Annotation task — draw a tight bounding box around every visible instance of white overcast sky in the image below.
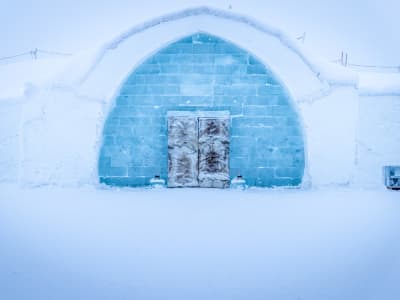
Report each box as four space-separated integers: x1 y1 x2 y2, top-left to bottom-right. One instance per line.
1 0 399 65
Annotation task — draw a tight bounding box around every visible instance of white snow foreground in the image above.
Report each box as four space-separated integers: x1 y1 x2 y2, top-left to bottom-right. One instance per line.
0 184 399 300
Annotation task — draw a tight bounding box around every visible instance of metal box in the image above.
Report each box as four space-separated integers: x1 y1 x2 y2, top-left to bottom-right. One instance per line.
384 166 400 190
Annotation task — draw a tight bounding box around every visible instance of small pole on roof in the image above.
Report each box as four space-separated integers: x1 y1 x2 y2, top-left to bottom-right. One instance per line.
30 48 38 60
345 52 348 67
340 51 344 65
296 32 306 43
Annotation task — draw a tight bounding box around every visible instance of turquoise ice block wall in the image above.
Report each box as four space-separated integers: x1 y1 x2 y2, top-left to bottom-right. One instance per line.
99 33 305 187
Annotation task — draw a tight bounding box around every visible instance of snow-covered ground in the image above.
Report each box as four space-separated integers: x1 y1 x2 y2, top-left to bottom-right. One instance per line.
1 184 399 300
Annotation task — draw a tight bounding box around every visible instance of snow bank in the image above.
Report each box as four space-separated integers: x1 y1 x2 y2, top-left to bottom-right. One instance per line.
1 185 399 300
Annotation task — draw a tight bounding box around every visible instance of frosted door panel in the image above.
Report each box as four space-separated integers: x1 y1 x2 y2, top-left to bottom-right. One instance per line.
198 118 230 188
168 116 199 187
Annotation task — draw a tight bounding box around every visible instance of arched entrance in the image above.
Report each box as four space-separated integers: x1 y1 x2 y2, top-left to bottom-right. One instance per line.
98 32 305 187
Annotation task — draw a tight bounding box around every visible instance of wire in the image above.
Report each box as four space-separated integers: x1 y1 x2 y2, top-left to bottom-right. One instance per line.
0 51 31 61
37 49 73 56
332 54 400 73
348 63 400 70
0 48 73 61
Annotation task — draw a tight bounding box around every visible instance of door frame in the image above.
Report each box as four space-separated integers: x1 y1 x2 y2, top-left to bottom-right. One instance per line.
167 111 230 188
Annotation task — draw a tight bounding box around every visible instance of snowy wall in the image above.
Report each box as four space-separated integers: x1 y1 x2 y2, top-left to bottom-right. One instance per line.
299 86 359 186
0 100 22 182
356 95 400 187
19 89 102 186
99 33 304 187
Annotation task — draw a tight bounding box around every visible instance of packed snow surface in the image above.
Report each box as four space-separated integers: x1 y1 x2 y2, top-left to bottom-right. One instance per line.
1 185 399 300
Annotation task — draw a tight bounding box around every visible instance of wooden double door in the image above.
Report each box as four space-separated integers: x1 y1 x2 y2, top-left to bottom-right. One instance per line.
167 112 230 188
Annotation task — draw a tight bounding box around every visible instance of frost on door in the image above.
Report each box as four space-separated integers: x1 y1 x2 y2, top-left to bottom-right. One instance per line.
198 118 230 188
168 112 230 188
168 116 199 187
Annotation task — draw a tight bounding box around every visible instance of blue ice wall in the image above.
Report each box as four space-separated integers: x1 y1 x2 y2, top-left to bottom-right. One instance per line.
99 33 305 187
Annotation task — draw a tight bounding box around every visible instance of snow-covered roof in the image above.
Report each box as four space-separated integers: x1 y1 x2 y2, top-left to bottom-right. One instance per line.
81 6 357 87
358 72 400 96
0 6 399 100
